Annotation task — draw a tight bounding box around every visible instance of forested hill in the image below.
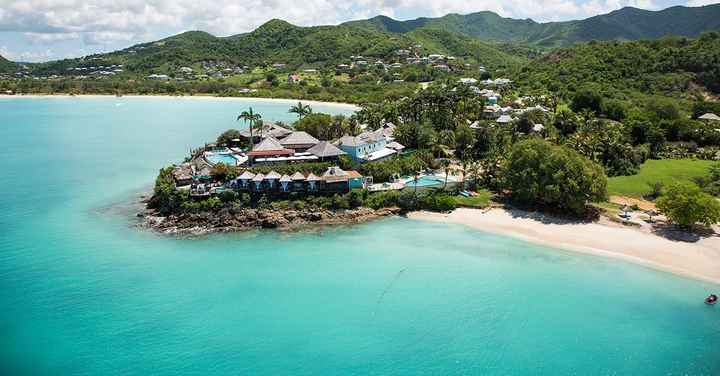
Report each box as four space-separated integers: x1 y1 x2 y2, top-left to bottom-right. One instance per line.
0 55 15 73
345 5 720 48
515 32 720 100
31 19 528 75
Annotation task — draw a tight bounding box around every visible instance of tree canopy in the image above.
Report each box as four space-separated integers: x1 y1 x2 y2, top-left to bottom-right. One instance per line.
504 138 608 215
656 182 720 228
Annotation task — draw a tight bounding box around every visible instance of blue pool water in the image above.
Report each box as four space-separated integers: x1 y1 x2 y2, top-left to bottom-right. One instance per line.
0 96 718 375
206 153 239 166
404 175 446 188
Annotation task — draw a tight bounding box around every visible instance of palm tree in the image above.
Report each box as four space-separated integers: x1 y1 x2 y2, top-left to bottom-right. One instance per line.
237 107 262 151
441 159 452 190
289 102 312 119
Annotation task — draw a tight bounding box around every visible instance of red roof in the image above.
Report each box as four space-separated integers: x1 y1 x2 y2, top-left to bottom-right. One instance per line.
247 149 294 157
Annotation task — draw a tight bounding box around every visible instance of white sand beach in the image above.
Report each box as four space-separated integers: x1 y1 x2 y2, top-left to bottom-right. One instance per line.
409 208 720 285
0 94 360 110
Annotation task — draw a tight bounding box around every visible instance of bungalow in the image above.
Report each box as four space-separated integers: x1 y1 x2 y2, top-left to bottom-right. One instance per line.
237 122 292 144
280 131 320 152
251 173 265 191
290 172 307 191
247 137 294 164
264 171 282 190
496 115 514 124
147 74 169 80
306 141 347 161
306 173 322 191
322 166 365 192
483 104 502 119
699 113 720 122
234 170 256 189
386 141 406 152
279 175 292 192
336 129 396 163
172 163 194 186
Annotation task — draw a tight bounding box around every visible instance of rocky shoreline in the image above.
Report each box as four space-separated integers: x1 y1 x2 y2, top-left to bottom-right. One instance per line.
140 205 401 236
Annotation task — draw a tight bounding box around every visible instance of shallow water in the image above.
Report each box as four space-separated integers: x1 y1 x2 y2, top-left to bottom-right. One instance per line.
1 97 718 375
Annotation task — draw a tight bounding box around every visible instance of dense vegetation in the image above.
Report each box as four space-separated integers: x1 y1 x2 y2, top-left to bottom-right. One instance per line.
517 32 720 101
656 182 720 228
24 19 524 78
0 55 15 73
503 139 607 215
346 5 720 48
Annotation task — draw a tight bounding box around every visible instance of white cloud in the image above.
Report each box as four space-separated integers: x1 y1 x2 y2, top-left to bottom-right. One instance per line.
1 45 54 62
0 0 689 61
0 0 670 37
685 0 717 6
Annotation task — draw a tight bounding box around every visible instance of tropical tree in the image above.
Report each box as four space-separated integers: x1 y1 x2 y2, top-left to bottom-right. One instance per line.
216 129 243 146
504 138 608 215
237 107 262 151
430 129 455 158
289 101 312 119
656 182 720 229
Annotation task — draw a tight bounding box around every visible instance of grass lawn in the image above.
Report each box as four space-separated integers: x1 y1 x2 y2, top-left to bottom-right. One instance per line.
607 159 716 197
454 189 493 208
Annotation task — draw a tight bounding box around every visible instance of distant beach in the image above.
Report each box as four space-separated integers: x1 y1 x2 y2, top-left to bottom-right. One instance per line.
0 94 360 111
409 208 720 285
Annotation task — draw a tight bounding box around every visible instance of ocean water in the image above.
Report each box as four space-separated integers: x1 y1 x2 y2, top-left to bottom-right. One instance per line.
0 96 718 375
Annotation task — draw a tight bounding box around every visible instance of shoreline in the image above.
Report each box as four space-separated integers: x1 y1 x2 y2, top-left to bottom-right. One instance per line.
408 208 720 285
0 94 360 110
141 206 401 237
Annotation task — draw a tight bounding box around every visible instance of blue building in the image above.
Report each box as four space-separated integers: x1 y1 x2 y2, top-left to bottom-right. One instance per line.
335 125 398 163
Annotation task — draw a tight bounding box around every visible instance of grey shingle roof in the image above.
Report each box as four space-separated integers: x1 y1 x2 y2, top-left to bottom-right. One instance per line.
253 136 285 151
280 131 320 147
307 141 346 158
290 172 306 181
264 170 282 179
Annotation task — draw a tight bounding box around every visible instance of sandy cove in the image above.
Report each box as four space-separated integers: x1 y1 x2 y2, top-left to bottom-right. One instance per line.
0 94 360 110
409 208 720 285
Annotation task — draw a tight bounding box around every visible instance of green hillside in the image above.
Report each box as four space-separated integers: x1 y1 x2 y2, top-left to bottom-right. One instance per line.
31 20 526 75
0 55 15 73
515 32 720 99
346 5 720 48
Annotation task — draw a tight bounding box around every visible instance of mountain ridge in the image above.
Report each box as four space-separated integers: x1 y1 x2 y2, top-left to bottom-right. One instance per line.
344 4 720 47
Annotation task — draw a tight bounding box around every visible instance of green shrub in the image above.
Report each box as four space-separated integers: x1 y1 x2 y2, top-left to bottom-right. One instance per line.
657 182 720 228
504 138 608 215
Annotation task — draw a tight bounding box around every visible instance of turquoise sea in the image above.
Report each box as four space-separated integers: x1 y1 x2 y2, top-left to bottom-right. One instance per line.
1 96 718 375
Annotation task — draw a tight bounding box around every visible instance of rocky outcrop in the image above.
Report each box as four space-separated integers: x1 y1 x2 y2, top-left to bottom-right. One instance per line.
141 206 401 236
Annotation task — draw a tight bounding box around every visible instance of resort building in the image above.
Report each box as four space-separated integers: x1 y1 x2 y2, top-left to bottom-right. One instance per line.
336 131 393 163
237 122 293 144
228 166 365 194
248 137 295 164
172 163 194 187
280 131 320 152
306 141 347 161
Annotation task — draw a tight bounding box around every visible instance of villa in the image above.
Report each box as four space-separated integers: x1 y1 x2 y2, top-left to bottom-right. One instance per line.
306 141 347 161
335 125 399 163
280 131 320 152
237 122 293 144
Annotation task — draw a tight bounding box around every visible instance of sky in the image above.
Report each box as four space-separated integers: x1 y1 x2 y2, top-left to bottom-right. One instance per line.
0 0 717 62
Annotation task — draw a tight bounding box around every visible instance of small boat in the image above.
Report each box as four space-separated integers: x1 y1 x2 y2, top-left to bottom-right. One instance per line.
706 294 718 305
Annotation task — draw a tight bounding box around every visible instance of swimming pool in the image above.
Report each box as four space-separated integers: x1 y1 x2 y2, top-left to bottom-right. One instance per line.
403 175 446 188
205 153 239 166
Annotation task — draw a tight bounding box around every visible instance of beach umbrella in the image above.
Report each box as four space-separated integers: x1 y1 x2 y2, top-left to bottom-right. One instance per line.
647 209 658 223
620 205 631 219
